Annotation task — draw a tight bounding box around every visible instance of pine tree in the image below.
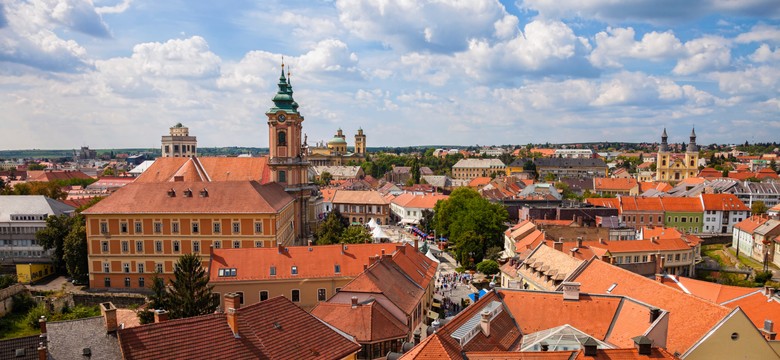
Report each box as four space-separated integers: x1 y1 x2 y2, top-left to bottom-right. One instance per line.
167 254 218 319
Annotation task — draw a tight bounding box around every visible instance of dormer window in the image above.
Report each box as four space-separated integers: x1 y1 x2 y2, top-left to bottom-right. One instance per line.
183 188 193 197
291 266 298 275
167 189 176 197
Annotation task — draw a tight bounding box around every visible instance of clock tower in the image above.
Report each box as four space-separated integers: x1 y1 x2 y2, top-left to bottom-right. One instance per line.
266 63 312 244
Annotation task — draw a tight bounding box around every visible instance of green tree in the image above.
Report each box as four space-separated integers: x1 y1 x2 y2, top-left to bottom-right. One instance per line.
316 210 347 245
139 272 169 324
101 167 115 176
27 163 46 170
476 259 500 276
770 160 777 172
341 225 372 244
63 215 88 283
484 245 503 261
167 254 219 319
320 171 333 186
752 201 768 215
433 188 508 266
410 156 421 185
419 209 435 234
36 214 74 273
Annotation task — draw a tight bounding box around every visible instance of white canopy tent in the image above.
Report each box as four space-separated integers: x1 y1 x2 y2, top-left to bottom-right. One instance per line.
371 226 390 240
367 218 378 229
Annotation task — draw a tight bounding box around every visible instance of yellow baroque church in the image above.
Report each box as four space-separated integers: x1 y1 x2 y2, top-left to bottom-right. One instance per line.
656 128 700 181
307 128 367 166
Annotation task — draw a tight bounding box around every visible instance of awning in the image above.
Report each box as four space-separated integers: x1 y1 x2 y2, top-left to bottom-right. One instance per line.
431 302 441 308
427 310 440 320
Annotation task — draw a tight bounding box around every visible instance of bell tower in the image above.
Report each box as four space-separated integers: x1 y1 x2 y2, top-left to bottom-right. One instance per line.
354 128 366 156
266 62 312 244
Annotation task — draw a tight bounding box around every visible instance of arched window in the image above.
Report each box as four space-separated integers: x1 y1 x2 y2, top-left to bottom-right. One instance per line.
278 131 287 146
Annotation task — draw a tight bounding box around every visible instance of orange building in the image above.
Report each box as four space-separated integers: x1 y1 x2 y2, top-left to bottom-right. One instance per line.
82 181 295 290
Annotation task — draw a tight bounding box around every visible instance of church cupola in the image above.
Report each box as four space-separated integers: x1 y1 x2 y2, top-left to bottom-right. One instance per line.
659 128 668 152
687 127 698 152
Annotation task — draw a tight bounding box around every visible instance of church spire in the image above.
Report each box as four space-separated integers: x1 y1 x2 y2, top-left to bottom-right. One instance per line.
687 127 698 152
660 128 668 152
268 59 298 114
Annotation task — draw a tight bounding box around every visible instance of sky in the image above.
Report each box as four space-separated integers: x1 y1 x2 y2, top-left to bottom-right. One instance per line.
1 0 779 150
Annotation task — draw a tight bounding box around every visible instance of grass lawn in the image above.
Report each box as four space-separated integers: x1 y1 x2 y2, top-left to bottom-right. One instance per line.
0 311 39 340
702 244 736 267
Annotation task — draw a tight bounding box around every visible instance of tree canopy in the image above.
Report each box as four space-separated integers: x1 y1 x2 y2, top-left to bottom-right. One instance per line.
752 201 768 215
35 214 72 273
433 187 508 267
341 225 372 244
316 209 347 245
167 254 219 319
62 215 88 283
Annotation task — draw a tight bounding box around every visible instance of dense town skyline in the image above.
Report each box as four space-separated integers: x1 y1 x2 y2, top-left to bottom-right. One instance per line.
1 0 779 150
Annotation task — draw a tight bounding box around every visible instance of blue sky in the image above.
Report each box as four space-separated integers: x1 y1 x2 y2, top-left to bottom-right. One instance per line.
1 0 779 150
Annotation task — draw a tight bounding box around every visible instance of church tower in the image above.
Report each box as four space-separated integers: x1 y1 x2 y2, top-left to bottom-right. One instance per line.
266 63 312 244
354 128 366 156
684 127 699 178
656 128 670 180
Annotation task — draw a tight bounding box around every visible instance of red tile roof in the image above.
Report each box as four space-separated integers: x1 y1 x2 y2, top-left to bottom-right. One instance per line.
658 197 703 212
118 296 359 360
332 190 389 205
310 300 408 343
721 290 780 330
586 198 620 209
26 170 92 182
698 167 722 178
391 193 449 209
469 177 492 187
639 182 673 193
135 157 271 183
640 227 682 240
734 215 769 233
700 194 749 211
83 181 294 215
465 349 678 359
620 197 664 212
594 178 638 191
579 238 693 253
570 260 731 355
210 243 399 282
658 275 757 304
531 219 575 226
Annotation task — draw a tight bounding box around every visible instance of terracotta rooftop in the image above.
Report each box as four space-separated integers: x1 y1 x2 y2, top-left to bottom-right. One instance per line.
210 243 400 282
639 182 673 193
465 348 677 359
469 177 492 187
391 193 449 209
620 196 664 212
585 198 620 209
720 290 780 330
579 238 694 253
26 170 92 182
658 275 758 304
659 197 703 212
569 260 731 355
699 193 749 211
310 300 408 343
640 227 683 240
332 190 389 205
134 157 271 183
118 296 360 360
594 178 638 191
734 215 769 233
83 181 294 215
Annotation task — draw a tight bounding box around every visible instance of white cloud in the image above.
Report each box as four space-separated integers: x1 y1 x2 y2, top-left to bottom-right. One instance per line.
494 14 519 39
95 0 132 15
590 27 683 68
735 24 780 44
335 0 508 52
750 44 780 62
673 36 731 75
710 65 780 95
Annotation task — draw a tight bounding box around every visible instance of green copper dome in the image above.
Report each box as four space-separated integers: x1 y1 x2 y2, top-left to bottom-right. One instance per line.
266 65 299 115
328 136 347 145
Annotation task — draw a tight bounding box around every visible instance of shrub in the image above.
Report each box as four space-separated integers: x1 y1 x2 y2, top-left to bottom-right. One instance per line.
755 271 773 285
0 275 16 290
476 260 500 276
25 305 49 329
11 292 36 313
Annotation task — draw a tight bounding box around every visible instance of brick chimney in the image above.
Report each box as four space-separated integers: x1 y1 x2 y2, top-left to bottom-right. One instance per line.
413 329 421 344
480 310 491 337
225 293 241 337
576 237 583 248
277 243 285 254
154 309 168 323
562 282 580 301
369 255 380 266
632 335 652 355
38 316 47 336
351 296 359 309
598 238 605 245
396 244 406 254
100 302 118 333
650 308 661 323
655 255 665 274
553 241 563 252
414 237 419 251
37 342 46 360
762 320 777 341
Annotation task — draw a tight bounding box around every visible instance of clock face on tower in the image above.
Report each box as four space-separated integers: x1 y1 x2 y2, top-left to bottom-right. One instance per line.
277 114 287 123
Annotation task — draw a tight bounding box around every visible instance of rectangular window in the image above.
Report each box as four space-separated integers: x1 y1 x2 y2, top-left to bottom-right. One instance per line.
173 241 180 252
172 222 180 233
317 288 326 302
675 254 681 261
156 263 163 273
233 241 240 249
270 266 276 276
291 289 300 302
154 222 162 233
136 241 143 253
634 256 640 263
192 222 199 233
121 241 129 253
291 266 298 275
236 291 244 305
254 222 263 234
101 241 109 252
124 277 131 287
139 277 145 288
214 240 221 249
213 222 221 233
155 241 163 252
255 241 263 248
123 263 130 273
104 277 111 287
135 221 142 233
279 170 287 183
232 222 240 234
642 255 648 262
100 222 108 234
334 264 341 274
260 291 269 301
120 222 128 233
103 263 110 273
193 241 200 252
138 263 144 273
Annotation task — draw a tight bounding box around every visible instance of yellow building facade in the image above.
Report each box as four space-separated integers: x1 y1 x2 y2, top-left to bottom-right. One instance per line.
657 128 700 182
16 262 54 284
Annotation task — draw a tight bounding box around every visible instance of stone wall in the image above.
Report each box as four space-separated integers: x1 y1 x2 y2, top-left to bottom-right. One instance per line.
0 284 29 316
72 292 146 308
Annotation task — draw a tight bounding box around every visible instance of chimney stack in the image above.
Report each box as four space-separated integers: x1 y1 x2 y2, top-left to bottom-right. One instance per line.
762 320 777 341
576 237 583 248
632 336 653 355
598 238 605 244
351 296 359 308
154 309 168 323
37 343 46 360
38 316 47 336
396 244 406 254
225 293 241 337
277 243 285 254
480 310 491 337
100 302 118 333
308 240 312 247
553 241 563 252
414 237 419 251
649 308 661 323
562 282 580 301
413 329 421 344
